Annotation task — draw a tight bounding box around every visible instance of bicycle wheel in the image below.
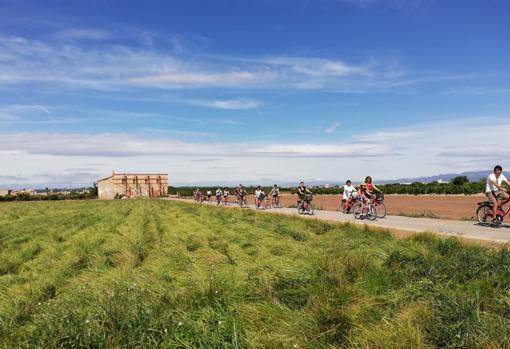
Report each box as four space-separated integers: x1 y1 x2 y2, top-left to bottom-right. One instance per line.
367 205 377 221
476 204 493 225
353 202 363 219
297 204 304 215
308 205 315 215
375 202 387 218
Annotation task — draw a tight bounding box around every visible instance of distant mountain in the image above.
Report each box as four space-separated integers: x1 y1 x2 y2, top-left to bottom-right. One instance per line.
168 170 492 187
379 170 488 184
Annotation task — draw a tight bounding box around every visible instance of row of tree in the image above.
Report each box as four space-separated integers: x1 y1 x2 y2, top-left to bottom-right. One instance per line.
169 176 487 197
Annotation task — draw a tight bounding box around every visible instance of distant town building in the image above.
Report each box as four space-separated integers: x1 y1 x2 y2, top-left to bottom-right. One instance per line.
0 189 11 196
96 172 168 200
10 189 35 196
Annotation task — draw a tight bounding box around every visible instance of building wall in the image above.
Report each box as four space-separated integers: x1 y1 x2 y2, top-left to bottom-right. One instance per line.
0 189 10 196
97 174 168 200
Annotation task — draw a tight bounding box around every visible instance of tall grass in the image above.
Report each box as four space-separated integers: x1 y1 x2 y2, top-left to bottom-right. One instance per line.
0 200 509 348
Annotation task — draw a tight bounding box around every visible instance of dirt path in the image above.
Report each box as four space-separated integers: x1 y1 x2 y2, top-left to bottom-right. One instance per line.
274 194 484 220
168 197 510 245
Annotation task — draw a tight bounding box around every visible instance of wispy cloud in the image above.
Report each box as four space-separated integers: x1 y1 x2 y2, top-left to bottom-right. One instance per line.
218 119 243 125
442 86 510 96
168 33 210 53
0 132 393 158
53 28 113 41
181 98 261 110
0 33 464 93
324 122 341 133
0 104 78 125
2 117 509 186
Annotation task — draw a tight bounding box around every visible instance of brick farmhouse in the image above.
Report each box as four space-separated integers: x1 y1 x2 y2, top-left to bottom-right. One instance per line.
96 173 168 200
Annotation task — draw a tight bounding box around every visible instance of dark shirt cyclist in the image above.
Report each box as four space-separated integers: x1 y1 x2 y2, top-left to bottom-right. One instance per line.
297 181 312 203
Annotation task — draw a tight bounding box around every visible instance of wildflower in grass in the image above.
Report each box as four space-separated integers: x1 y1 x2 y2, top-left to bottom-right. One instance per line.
164 328 168 334
178 321 183 326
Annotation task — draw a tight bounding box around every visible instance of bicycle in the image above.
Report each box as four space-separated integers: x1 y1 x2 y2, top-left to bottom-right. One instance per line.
238 194 248 208
194 192 203 203
264 195 272 209
272 195 280 208
352 199 377 221
341 197 356 214
255 194 266 210
298 193 314 215
476 201 510 226
223 196 229 206
370 193 387 218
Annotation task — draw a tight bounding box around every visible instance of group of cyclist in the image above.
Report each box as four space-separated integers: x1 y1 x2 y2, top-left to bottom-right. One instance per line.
341 176 383 213
192 165 510 225
193 176 383 213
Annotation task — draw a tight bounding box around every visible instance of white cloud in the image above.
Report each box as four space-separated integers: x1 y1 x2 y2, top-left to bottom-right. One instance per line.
324 122 341 133
0 33 462 93
442 87 510 96
1 117 509 187
0 132 391 158
53 28 113 41
181 98 261 110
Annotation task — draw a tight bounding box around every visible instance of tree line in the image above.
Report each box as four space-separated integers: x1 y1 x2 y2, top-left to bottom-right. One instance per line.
169 176 486 197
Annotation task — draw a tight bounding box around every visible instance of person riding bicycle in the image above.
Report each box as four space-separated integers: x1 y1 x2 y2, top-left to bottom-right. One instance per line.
255 186 265 207
237 184 247 202
297 181 312 205
194 188 202 202
215 188 222 205
206 190 212 201
486 165 510 224
223 188 230 203
364 176 382 201
342 180 356 211
357 183 368 203
270 184 280 206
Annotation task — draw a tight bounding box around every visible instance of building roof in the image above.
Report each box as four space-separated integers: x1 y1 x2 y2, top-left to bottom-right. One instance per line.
97 173 168 183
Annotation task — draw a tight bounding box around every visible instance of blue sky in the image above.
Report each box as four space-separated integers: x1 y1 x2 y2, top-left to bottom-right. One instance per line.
0 0 509 187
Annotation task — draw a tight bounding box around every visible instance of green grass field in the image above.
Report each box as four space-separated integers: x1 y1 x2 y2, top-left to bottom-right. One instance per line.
1 200 510 348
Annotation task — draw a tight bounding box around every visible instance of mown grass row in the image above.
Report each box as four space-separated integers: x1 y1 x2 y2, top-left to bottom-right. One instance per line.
0 200 510 348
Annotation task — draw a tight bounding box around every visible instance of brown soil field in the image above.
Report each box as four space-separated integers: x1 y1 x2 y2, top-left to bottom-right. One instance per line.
243 194 486 220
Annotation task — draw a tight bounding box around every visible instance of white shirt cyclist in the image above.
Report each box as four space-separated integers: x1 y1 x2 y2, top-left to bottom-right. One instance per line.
486 173 508 193
343 184 356 200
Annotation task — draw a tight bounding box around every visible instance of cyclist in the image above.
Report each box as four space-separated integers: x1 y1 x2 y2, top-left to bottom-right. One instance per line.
215 188 222 205
238 185 247 204
206 190 212 201
342 180 356 212
357 183 368 203
486 165 510 224
254 186 264 208
297 181 312 206
194 188 202 202
364 176 382 201
223 188 230 205
270 184 280 207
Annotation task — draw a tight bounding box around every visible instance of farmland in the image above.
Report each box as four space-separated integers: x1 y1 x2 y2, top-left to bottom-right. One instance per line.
1 200 510 348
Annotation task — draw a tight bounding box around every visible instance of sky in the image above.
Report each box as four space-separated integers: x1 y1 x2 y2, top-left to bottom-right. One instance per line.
0 0 509 188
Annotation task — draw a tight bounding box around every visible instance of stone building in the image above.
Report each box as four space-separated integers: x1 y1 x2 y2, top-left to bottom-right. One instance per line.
96 173 168 200
0 189 11 196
